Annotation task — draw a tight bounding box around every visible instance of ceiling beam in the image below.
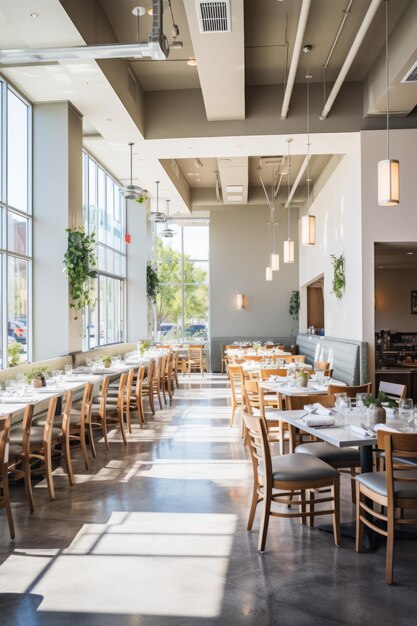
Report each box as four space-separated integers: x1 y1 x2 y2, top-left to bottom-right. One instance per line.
285 155 310 208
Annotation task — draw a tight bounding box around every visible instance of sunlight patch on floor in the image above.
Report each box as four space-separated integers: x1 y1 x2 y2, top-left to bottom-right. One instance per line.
121 459 251 483
0 512 237 618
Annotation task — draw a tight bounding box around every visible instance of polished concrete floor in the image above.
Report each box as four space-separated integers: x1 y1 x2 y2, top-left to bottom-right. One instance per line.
0 374 416 625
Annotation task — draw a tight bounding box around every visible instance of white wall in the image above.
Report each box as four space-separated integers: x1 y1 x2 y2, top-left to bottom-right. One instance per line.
126 198 149 342
299 134 363 340
210 204 299 338
375 268 417 332
361 129 417 378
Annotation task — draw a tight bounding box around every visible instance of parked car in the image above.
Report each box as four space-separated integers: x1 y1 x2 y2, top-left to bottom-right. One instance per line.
159 323 175 336
184 324 208 338
8 321 27 343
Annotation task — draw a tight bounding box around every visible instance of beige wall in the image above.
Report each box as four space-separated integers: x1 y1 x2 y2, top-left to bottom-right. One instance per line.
210 204 299 338
375 268 417 332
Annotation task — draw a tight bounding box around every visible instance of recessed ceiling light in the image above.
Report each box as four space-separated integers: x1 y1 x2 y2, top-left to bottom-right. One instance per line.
407 251 414 255
132 6 146 17
105 118 112 122
187 58 197 67
81 81 89 86
30 12 40 18
226 185 244 193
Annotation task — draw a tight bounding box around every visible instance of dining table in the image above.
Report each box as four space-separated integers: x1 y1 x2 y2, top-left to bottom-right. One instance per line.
259 377 345 398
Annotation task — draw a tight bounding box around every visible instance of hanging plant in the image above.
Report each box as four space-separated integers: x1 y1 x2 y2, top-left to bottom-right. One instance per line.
331 254 345 300
289 290 300 320
63 227 97 319
147 261 160 303
135 191 148 204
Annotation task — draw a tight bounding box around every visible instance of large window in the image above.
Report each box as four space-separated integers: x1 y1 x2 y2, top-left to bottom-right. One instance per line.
154 222 209 341
83 152 126 349
0 84 32 368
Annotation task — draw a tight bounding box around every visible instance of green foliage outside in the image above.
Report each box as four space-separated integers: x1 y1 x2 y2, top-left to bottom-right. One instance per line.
8 342 22 367
155 236 208 332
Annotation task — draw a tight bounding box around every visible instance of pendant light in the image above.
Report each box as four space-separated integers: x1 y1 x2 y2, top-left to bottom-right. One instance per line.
121 142 145 200
160 200 176 237
270 170 280 271
378 0 399 206
266 222 273 281
149 181 166 222
284 138 295 263
301 50 316 246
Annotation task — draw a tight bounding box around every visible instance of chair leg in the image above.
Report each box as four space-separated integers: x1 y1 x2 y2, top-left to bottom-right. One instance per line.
156 384 163 410
119 410 127 446
148 389 155 416
162 380 167 405
350 468 357 504
44 444 55 501
332 478 341 546
258 487 272 552
300 489 307 525
126 404 132 434
308 490 315 528
386 505 395 584
247 481 259 531
3 464 15 540
87 421 97 458
22 454 34 514
80 423 89 470
355 482 364 553
230 400 236 427
63 434 75 486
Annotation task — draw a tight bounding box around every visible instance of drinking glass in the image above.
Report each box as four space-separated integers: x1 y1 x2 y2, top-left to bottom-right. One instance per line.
315 369 325 385
85 357 92 368
336 396 351 426
399 398 414 432
64 364 72 375
356 393 368 415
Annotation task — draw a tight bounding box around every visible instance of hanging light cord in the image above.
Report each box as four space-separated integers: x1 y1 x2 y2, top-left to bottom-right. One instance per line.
306 68 311 217
129 142 134 186
385 0 390 159
287 140 291 240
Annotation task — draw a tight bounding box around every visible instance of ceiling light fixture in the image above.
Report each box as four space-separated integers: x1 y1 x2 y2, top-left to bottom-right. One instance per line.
407 251 414 255
149 180 166 222
284 138 295 263
378 0 399 206
160 200 175 237
266 222 273 281
120 142 145 200
30 12 40 18
301 47 316 246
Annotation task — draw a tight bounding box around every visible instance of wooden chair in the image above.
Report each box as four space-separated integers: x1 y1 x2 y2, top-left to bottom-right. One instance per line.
8 404 35 513
172 351 179 388
0 415 15 539
260 368 287 380
288 355 306 363
243 411 340 552
220 343 227 375
288 394 361 501
315 360 330 370
10 397 59 501
243 355 263 362
142 359 156 415
107 368 136 432
228 364 247 427
131 365 146 427
187 345 205 376
153 356 165 409
33 391 77 485
328 383 372 399
163 352 174 404
356 431 417 584
378 381 407 403
90 375 128 447
243 381 289 454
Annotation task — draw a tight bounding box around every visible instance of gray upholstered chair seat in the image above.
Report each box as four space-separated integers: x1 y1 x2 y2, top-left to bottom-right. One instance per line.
258 453 338 482
357 470 417 499
295 441 360 466
10 427 62 446
8 444 23 459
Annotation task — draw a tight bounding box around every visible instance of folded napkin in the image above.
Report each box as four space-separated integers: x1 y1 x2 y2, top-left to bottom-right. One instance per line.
93 368 118 375
302 414 335 427
0 396 35 404
63 375 98 382
35 387 65 394
350 425 374 437
304 402 333 416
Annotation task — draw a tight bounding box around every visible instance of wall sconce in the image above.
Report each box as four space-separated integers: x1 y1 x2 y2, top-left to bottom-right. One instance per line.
236 293 244 310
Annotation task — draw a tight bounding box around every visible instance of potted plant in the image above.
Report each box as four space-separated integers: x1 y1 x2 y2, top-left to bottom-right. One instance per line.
331 254 345 300
296 370 309 388
102 355 112 369
8 343 22 367
63 227 98 320
252 342 261 353
138 340 151 356
25 367 51 388
363 391 396 427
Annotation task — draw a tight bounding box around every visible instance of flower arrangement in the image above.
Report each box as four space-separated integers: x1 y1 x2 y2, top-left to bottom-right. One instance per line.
101 355 112 368
24 367 51 385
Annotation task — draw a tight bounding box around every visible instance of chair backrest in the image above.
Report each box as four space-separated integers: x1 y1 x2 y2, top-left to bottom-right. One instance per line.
21 404 35 454
260 368 287 380
42 396 58 446
377 431 417 502
288 355 306 363
286 393 335 411
0 415 11 465
243 355 263 362
242 411 271 485
125 368 135 405
100 376 111 416
135 365 146 398
378 381 407 402
189 345 203 360
61 390 74 431
315 360 331 370
228 364 245 401
117 373 128 414
155 356 165 381
328 382 372 398
146 359 155 383
243 380 264 416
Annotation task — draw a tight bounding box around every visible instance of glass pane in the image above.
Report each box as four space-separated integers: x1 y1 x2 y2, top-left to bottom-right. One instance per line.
97 167 106 243
183 226 209 260
106 176 114 248
156 284 182 341
156 223 181 255
7 256 28 363
184 260 209 285
156 235 182 284
88 157 97 234
99 275 124 345
97 244 106 272
114 187 123 251
184 285 209 340
7 89 28 213
7 211 28 255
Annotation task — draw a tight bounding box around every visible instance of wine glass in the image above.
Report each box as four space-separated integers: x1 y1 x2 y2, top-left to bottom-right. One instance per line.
64 364 72 375
399 398 414 432
336 396 351 426
356 393 368 415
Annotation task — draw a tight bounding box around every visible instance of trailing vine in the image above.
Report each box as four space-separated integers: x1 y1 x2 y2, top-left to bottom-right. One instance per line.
64 227 97 319
331 254 345 300
147 261 160 303
289 290 300 320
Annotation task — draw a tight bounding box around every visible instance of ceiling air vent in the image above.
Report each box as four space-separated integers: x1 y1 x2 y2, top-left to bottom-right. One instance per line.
402 60 417 83
196 0 231 34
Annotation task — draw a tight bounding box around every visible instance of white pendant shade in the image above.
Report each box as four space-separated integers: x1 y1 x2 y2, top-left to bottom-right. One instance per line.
271 252 280 271
378 159 399 206
265 266 273 281
301 214 316 246
236 293 244 309
283 239 295 263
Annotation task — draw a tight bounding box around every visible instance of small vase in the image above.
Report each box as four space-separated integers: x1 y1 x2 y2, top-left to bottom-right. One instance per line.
367 406 386 427
297 377 308 388
103 361 111 369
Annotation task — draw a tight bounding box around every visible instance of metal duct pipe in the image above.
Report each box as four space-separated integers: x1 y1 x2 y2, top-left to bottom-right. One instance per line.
323 0 354 69
320 0 382 120
281 0 312 119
